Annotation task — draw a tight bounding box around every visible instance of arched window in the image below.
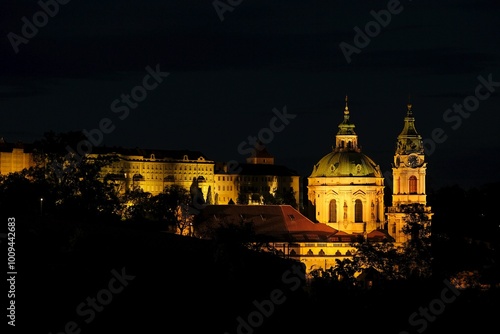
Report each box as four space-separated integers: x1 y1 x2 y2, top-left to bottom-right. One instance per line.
355 199 363 222
329 199 337 222
409 176 417 194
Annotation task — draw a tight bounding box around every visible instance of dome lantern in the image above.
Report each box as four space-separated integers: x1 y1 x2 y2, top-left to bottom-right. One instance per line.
334 95 359 153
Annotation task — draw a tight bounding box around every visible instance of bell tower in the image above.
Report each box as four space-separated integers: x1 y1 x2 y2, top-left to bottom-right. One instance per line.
387 102 432 244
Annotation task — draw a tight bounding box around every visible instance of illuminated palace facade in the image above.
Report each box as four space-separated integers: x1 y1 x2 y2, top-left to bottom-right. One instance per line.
90 147 216 197
89 146 300 206
0 140 300 208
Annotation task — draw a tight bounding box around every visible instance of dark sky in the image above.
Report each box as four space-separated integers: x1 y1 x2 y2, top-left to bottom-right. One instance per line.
1 0 499 190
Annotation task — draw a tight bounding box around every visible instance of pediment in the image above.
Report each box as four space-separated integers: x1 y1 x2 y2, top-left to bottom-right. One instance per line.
353 189 366 196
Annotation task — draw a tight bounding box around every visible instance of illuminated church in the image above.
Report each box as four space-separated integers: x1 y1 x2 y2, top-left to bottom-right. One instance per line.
199 98 432 273
307 97 431 245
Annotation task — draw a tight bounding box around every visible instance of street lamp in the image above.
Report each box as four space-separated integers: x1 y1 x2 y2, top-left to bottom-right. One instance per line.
40 198 43 217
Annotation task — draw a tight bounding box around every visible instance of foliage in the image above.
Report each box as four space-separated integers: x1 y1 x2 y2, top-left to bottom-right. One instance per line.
310 203 433 290
236 191 249 205
0 133 121 220
121 188 154 222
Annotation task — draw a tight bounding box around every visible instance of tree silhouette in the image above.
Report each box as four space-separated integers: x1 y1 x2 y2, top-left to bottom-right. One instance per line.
206 186 212 205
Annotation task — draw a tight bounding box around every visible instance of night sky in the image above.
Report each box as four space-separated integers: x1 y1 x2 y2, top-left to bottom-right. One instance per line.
1 0 500 190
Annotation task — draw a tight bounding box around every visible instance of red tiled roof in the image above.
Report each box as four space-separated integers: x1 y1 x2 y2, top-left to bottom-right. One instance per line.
367 229 393 241
197 205 393 243
198 205 338 242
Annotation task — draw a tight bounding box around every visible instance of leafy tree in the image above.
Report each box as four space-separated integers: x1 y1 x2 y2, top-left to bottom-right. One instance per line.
400 203 433 278
40 154 120 220
350 240 408 280
156 184 192 232
121 188 153 222
0 138 120 221
272 188 297 208
205 186 213 205
175 203 194 236
0 169 47 218
236 191 249 205
351 203 433 281
189 177 205 209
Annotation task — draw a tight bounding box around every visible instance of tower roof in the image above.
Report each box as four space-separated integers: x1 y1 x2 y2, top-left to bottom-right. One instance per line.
395 103 424 155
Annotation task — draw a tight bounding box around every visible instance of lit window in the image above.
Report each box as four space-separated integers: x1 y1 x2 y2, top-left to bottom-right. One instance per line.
355 199 363 222
409 176 417 194
329 199 337 222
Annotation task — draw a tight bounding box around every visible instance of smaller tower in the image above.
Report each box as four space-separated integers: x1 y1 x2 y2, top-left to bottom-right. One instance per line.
334 96 360 153
387 103 432 244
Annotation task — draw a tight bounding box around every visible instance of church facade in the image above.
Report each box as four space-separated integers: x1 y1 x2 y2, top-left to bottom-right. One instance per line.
307 98 431 245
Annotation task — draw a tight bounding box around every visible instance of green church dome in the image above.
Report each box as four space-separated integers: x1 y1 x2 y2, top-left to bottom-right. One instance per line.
310 151 381 178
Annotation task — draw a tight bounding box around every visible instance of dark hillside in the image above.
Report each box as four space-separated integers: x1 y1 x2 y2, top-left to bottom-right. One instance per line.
18 218 308 333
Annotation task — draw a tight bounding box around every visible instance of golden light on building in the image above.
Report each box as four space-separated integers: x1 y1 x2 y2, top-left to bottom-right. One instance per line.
0 137 35 175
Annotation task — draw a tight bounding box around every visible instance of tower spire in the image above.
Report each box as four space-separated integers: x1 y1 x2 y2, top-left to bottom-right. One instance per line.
396 102 423 155
335 95 358 152
407 94 413 116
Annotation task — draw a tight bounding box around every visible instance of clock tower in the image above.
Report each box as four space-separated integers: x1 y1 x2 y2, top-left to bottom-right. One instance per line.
387 103 432 244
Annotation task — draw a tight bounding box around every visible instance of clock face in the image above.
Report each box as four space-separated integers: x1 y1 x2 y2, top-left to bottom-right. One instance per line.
408 155 420 168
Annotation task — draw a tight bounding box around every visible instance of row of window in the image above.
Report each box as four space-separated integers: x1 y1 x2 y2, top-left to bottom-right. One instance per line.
218 185 234 192
327 199 380 222
217 176 293 182
302 249 353 256
111 165 213 171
